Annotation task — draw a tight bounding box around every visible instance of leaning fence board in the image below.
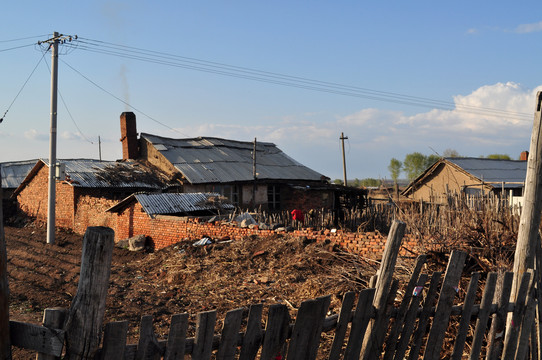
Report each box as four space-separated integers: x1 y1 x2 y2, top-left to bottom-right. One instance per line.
99 321 129 360
9 321 64 357
450 272 480 360
260 304 290 360
502 270 533 358
516 289 538 360
361 220 406 360
486 272 514 360
383 255 426 360
343 288 376 360
238 304 263 360
192 310 218 360
328 292 356 360
217 308 244 360
408 272 442 360
469 272 497 359
394 273 429 360
423 250 467 360
164 313 188 360
287 295 330 360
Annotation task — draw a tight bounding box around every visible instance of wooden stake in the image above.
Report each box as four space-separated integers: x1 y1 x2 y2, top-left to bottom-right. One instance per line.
0 165 11 360
512 91 542 300
64 227 115 360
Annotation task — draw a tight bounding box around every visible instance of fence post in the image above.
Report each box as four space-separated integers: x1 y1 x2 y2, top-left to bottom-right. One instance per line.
64 227 115 360
360 219 406 360
0 166 11 360
37 308 68 360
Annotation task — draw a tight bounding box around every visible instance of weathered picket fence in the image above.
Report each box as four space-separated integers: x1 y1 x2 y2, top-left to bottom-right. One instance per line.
4 221 540 359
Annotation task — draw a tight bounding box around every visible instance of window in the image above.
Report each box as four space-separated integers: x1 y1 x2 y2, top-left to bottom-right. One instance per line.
268 185 281 210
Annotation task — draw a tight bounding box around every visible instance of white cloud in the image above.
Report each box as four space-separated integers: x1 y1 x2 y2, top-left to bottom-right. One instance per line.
514 21 542 34
24 129 48 141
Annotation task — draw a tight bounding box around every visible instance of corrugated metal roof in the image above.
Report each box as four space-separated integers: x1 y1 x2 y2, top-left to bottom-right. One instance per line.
41 159 167 189
108 192 234 215
446 157 527 186
1 160 39 189
141 133 325 184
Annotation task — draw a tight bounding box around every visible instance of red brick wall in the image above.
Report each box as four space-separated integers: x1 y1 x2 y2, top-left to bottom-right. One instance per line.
73 189 118 234
17 165 75 228
112 203 423 258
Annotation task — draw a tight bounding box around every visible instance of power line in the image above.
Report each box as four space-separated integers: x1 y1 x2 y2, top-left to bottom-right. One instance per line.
0 34 50 43
1 50 47 123
60 59 188 136
63 37 533 122
0 43 36 52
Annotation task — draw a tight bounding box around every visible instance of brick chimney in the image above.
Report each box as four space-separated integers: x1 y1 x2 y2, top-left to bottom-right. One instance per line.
520 151 529 161
120 112 139 160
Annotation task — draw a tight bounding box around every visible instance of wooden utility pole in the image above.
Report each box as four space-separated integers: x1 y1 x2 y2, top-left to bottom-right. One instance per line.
252 138 257 208
340 132 348 186
0 165 11 359
510 92 542 305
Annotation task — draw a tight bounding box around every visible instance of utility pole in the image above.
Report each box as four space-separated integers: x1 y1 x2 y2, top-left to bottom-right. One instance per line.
340 132 348 186
252 138 257 208
38 32 77 245
98 136 102 161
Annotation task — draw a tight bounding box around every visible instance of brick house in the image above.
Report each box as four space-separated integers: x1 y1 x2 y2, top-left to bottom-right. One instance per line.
14 158 174 234
1 159 37 218
119 112 344 211
107 192 234 249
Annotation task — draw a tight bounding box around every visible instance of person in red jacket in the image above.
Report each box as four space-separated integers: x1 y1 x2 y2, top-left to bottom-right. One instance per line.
291 209 305 228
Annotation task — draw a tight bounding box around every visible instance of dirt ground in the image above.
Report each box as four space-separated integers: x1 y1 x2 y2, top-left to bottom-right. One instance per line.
4 221 385 353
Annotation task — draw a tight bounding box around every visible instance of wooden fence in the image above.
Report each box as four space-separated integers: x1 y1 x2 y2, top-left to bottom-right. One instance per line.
5 222 541 359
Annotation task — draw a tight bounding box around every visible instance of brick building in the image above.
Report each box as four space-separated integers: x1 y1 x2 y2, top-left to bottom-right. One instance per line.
14 158 174 234
119 112 345 211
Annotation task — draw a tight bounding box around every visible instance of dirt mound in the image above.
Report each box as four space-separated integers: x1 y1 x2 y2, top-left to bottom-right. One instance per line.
5 223 379 343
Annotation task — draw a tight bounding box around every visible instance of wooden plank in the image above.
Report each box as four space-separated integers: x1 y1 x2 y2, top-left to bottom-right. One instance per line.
260 304 290 360
286 295 330 360
343 288 376 360
239 304 263 360
393 273 428 360
37 307 68 360
372 280 398 359
64 226 115 360
217 308 244 360
383 255 426 360
407 272 442 360
502 270 533 358
469 272 497 359
136 315 161 360
486 272 514 360
450 272 480 360
0 172 10 360
98 321 129 360
164 313 188 360
328 292 356 360
361 220 406 360
10 320 64 356
516 288 537 360
192 310 217 360
423 250 467 360
510 91 542 318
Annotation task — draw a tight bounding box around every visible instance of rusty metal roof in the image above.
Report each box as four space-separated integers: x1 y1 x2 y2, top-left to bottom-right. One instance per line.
141 133 326 184
1 159 38 189
16 159 167 192
107 192 234 216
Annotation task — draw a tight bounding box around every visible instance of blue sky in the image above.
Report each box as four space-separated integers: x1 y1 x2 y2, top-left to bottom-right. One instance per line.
1 1 542 181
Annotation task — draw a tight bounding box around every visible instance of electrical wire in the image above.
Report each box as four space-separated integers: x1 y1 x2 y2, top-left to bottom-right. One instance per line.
0 43 36 52
1 50 47 123
0 34 50 43
60 59 188 136
63 37 533 122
